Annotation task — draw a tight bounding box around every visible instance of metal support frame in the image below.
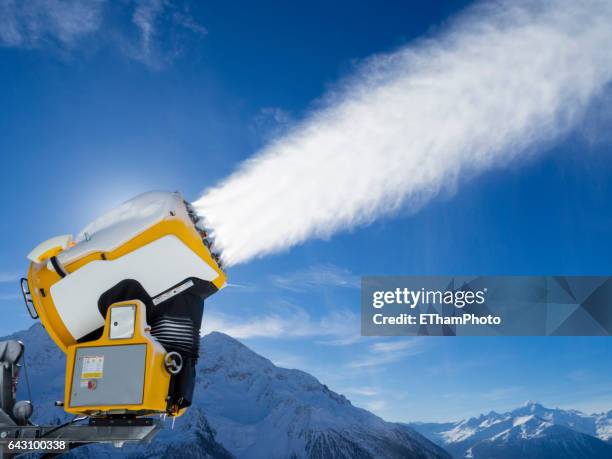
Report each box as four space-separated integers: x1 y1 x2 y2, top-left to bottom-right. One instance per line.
0 420 161 457
0 340 162 458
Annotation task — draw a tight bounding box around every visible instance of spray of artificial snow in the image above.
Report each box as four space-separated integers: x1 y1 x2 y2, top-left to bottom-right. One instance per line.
193 0 612 266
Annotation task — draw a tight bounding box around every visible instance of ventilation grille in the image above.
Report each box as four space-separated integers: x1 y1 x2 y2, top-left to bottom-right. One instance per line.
150 316 200 358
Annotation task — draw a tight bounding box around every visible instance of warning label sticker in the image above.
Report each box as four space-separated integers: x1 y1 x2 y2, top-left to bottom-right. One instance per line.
81 355 104 379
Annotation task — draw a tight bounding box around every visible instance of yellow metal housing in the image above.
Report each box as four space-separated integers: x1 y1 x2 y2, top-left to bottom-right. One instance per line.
63 301 182 416
24 191 225 417
27 194 225 352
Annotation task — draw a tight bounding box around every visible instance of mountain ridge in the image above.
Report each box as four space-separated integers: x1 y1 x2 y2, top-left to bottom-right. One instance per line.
4 323 449 459
6 323 612 458
410 401 612 459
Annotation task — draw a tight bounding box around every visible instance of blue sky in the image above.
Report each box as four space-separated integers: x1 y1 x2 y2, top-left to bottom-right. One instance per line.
1 0 612 422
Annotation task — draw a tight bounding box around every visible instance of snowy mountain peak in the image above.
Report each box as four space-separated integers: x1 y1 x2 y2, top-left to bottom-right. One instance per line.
203 331 252 351
510 401 552 418
411 402 612 459
511 414 538 428
2 325 449 459
201 331 277 372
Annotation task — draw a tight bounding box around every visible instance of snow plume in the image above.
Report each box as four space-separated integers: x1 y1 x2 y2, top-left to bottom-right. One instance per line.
193 0 612 266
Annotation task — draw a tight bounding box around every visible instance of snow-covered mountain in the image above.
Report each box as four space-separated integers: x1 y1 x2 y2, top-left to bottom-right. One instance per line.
4 324 449 459
410 401 612 459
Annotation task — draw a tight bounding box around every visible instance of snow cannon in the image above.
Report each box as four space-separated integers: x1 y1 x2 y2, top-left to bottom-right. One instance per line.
21 191 225 417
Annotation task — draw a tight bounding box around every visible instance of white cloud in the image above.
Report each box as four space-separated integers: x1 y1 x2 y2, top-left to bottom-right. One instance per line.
342 386 379 397
131 0 164 64
0 0 207 68
224 282 260 293
172 10 207 35
314 334 363 347
348 338 424 369
202 302 360 342
0 0 104 48
269 264 359 292
121 0 208 68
